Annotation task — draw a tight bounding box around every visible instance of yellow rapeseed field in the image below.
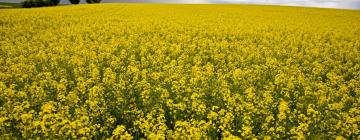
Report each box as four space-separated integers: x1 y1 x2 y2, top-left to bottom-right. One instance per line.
0 3 359 139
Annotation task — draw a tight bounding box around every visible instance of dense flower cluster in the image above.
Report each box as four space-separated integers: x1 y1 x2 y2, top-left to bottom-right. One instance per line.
0 4 359 139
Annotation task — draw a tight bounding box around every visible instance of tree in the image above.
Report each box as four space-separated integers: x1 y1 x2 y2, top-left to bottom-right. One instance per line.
21 0 33 8
69 0 80 4
51 0 60 6
33 0 45 7
86 0 102 4
45 0 60 6
21 0 60 8
21 0 45 8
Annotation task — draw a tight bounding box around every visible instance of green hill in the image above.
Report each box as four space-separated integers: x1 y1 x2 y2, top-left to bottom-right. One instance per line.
0 2 21 9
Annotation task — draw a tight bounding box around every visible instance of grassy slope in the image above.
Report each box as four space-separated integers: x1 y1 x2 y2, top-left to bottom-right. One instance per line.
0 2 21 9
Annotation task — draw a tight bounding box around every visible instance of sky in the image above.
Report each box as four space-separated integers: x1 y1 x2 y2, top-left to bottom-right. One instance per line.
1 0 360 9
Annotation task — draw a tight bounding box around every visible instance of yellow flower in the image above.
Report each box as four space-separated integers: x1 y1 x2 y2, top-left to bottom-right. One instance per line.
112 125 133 140
42 103 55 114
0 3 358 139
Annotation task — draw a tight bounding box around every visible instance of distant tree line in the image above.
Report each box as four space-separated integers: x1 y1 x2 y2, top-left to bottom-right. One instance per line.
70 0 102 4
21 0 60 8
22 0 102 8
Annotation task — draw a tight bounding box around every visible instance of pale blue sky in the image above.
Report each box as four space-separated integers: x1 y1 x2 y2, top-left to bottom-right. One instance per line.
1 0 360 9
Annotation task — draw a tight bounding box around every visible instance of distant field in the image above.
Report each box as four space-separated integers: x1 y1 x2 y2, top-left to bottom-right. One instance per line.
0 3 359 139
0 2 20 8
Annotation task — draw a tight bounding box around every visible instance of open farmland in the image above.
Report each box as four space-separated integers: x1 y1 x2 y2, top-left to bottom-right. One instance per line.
0 3 360 139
